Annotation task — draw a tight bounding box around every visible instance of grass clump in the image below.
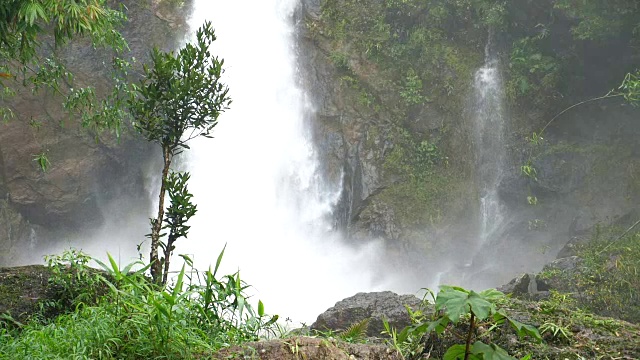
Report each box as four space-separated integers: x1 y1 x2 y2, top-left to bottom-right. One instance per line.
0 249 278 359
536 226 640 324
572 227 640 323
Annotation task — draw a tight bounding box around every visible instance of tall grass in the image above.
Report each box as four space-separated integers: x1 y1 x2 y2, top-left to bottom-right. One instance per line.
0 249 277 359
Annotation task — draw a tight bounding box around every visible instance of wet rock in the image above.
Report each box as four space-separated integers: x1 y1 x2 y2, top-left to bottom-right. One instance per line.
498 273 550 300
556 236 589 258
545 256 582 272
311 291 423 337
212 337 401 360
498 273 532 296
0 201 43 265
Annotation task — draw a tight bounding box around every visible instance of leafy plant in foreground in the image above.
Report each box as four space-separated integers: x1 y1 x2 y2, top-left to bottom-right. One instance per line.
0 249 277 359
385 286 541 360
43 249 105 315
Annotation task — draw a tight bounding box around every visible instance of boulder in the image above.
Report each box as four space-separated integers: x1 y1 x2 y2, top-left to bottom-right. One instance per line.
311 291 423 337
212 337 401 360
498 273 550 300
0 265 52 325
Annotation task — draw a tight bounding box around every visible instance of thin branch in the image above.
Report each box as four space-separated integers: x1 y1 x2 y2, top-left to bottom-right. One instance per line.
539 92 623 136
598 218 640 254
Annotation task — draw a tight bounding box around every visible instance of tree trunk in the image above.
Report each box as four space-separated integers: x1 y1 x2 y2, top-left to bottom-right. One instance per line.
150 146 172 284
162 234 176 285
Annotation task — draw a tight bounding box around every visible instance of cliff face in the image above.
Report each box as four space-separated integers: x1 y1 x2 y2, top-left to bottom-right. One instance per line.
0 1 190 265
299 1 480 256
299 0 640 284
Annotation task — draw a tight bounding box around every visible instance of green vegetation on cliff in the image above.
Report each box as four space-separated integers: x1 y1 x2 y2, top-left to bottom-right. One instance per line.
309 0 497 238
539 226 640 324
308 0 640 248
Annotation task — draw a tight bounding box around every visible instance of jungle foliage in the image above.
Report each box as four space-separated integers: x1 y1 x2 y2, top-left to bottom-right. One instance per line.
0 249 277 359
316 0 640 111
384 287 540 360
538 226 640 324
0 0 129 127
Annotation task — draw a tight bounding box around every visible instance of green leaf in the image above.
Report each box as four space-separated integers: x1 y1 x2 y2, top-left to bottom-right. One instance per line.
396 325 410 343
32 152 50 172
162 291 174 306
121 259 145 275
258 300 265 317
264 314 279 327
107 253 121 279
443 344 467 360
237 294 245 318
179 254 193 267
412 316 450 336
213 243 226 277
509 318 542 342
479 289 505 302
154 300 170 318
467 291 494 321
171 264 186 301
436 286 470 323
472 341 516 360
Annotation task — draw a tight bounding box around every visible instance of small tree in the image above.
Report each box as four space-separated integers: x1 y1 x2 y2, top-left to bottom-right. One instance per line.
128 21 230 284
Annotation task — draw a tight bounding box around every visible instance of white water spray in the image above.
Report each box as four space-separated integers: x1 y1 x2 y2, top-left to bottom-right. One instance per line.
472 39 507 247
182 0 387 324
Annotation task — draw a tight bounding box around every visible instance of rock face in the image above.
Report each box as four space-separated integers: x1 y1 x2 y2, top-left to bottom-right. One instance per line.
298 0 478 266
213 337 401 360
311 291 423 337
0 0 190 265
298 0 640 288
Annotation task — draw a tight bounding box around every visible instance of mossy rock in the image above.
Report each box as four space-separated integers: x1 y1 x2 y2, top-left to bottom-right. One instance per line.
0 265 53 326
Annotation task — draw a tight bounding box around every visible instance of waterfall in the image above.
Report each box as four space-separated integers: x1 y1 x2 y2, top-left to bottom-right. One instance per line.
472 38 507 247
446 34 511 288
181 0 386 324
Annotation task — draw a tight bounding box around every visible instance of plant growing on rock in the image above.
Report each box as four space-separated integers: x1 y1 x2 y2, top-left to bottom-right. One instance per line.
385 286 541 360
43 249 105 315
128 21 231 284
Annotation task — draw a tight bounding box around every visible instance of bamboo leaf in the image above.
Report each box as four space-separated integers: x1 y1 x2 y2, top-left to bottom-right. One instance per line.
213 243 226 277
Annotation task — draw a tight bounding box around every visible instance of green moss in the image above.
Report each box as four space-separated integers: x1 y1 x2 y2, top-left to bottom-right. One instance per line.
315 0 485 118
0 266 52 325
377 171 454 228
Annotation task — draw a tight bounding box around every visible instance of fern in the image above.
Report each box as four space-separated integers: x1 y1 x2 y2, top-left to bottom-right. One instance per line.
338 318 370 343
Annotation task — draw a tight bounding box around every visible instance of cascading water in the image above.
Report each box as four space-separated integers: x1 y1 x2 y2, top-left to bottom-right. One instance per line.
472 38 507 247
462 35 509 284
439 36 509 289
181 0 388 324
